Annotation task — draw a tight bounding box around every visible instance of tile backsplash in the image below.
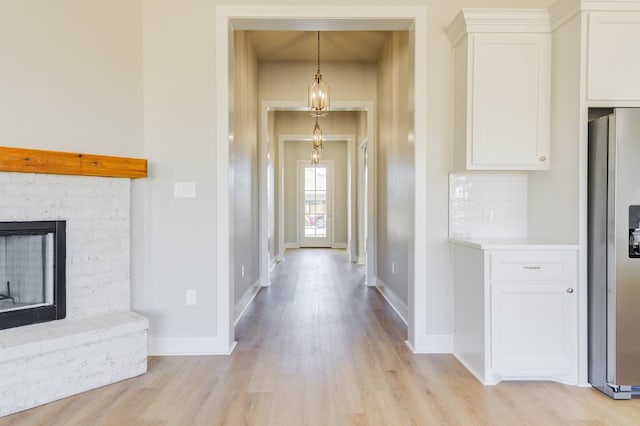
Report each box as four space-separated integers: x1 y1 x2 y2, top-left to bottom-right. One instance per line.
449 173 527 240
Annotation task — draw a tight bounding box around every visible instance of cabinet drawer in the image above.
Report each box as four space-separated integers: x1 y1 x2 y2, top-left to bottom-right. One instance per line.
490 252 576 282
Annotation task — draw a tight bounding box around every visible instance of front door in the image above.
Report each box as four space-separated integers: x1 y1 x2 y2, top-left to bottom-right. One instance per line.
299 161 332 247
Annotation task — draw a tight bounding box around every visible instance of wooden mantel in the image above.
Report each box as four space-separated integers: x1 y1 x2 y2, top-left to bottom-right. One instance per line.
0 146 147 179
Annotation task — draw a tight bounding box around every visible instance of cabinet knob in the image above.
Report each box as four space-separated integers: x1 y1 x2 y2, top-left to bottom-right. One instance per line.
539 156 547 161
566 288 574 294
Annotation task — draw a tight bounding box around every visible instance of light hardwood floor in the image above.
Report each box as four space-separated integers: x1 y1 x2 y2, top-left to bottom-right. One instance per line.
2 249 640 425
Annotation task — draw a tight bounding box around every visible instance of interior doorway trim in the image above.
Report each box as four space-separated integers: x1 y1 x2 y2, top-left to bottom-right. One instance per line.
216 4 428 354
275 133 358 253
260 102 370 285
266 99 375 287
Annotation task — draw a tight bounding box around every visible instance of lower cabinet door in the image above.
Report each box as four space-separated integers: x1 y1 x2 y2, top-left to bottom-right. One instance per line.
491 283 577 372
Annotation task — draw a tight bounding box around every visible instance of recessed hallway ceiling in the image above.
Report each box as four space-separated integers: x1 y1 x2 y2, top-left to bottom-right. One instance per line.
247 30 390 63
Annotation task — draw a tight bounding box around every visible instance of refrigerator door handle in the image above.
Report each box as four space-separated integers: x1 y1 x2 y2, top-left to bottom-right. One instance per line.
606 113 618 385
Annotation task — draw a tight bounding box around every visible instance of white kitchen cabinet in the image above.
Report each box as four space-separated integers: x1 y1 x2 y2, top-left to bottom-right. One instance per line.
587 11 640 102
491 283 576 373
451 240 578 385
447 10 551 170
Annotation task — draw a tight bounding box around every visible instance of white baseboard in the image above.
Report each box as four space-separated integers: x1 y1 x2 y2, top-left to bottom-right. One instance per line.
405 340 415 352
269 256 278 271
356 255 366 265
285 242 299 249
235 280 261 325
332 242 348 249
411 334 453 354
276 252 284 263
372 279 453 355
148 336 236 356
452 352 487 384
375 278 408 325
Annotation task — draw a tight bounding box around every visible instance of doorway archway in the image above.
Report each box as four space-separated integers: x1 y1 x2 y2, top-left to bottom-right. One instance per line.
215 5 428 354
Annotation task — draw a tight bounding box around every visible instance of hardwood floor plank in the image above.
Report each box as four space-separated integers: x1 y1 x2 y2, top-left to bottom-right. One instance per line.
2 249 640 425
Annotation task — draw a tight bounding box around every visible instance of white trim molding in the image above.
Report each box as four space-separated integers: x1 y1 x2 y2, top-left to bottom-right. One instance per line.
447 9 551 46
148 337 237 356
414 334 454 354
375 277 408 325
270 256 279 271
235 280 261 325
548 0 583 30
452 352 488 384
549 0 640 31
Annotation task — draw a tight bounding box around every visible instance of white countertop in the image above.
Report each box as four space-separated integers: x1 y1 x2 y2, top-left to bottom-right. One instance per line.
449 238 580 250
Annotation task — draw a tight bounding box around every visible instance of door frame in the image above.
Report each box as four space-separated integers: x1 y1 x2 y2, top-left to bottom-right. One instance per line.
275 131 359 255
216 4 428 354
297 160 334 248
357 138 368 265
275 126 370 282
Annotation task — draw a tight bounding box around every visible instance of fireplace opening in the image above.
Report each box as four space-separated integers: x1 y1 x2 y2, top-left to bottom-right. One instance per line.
0 221 66 330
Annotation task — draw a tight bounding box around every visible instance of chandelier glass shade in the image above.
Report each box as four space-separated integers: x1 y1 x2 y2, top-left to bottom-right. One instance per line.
308 31 329 117
312 118 324 150
311 148 321 165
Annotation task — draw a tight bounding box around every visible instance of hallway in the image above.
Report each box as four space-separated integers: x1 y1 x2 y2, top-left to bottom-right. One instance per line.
3 249 640 425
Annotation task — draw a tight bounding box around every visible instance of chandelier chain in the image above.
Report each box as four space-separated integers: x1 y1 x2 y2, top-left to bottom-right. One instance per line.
317 31 321 75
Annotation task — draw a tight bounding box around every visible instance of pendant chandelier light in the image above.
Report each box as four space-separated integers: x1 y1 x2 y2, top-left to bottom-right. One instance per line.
311 147 321 165
312 116 324 151
308 31 329 117
311 116 323 165
309 31 328 165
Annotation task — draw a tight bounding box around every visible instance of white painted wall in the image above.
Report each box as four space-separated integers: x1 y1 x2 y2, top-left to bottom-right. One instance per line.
259 62 377 103
355 111 368 262
232 31 260 304
0 0 143 157
377 31 411 304
267 111 277 263
528 14 581 244
141 0 219 344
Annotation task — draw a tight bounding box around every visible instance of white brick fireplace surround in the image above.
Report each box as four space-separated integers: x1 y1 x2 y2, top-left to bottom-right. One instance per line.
0 172 148 417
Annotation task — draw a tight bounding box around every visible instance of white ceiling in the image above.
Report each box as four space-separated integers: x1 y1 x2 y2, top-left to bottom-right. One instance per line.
247 31 390 63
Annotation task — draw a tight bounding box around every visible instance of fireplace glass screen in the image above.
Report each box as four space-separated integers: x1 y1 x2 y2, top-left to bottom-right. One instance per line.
0 221 66 330
0 233 55 313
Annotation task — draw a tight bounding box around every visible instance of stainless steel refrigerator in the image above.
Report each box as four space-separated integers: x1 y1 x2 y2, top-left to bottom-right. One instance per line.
588 108 640 399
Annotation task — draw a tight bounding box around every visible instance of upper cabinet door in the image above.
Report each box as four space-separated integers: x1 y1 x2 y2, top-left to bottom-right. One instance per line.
470 33 551 170
448 9 551 171
587 12 640 102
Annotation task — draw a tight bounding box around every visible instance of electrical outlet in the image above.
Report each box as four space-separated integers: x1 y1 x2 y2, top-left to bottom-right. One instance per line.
392 262 395 274
186 289 197 306
241 265 245 278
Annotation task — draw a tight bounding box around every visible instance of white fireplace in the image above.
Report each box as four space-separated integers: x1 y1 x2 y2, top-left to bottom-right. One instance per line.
0 172 148 417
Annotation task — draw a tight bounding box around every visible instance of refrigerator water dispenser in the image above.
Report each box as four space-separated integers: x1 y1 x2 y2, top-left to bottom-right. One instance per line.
629 205 640 258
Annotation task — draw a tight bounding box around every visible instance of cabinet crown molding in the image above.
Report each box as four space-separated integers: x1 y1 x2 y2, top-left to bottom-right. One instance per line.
447 9 550 47
549 0 640 31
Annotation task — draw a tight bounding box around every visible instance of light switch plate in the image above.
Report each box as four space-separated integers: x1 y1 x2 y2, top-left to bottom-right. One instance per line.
186 289 197 306
174 182 196 198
